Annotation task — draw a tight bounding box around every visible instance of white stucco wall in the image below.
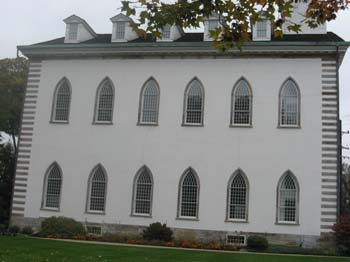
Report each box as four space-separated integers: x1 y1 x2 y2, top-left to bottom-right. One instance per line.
24 57 323 236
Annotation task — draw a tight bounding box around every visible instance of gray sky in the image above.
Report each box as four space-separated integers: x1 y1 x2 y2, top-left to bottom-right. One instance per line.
1 0 349 160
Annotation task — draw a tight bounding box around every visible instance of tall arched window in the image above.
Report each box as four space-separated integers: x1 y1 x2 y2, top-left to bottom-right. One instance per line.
87 164 107 213
279 78 300 127
231 78 252 126
42 162 62 210
277 171 299 224
138 78 160 125
227 169 249 221
51 77 71 123
183 78 204 125
94 78 115 123
132 166 153 216
178 168 200 219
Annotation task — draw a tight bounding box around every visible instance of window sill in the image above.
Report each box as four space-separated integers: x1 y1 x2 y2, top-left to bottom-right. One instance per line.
181 123 204 127
85 211 106 215
92 121 113 125
137 122 158 126
130 213 152 218
229 124 252 128
40 207 60 212
50 121 69 124
176 217 199 221
225 219 248 223
277 125 301 129
275 221 299 226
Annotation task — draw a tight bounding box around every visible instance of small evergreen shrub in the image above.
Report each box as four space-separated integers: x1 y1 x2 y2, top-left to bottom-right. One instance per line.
21 226 33 235
39 217 86 237
143 222 173 242
332 214 350 254
0 224 6 235
247 236 269 250
8 225 20 235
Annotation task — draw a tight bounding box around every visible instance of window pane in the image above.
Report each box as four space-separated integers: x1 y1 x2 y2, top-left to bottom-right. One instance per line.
280 80 299 126
256 21 267 38
45 165 62 209
134 169 152 215
69 24 78 40
232 80 251 125
89 167 106 212
97 81 114 122
180 172 198 218
116 22 126 40
185 80 203 124
279 174 297 222
54 81 71 121
162 25 171 39
141 80 159 123
229 173 247 220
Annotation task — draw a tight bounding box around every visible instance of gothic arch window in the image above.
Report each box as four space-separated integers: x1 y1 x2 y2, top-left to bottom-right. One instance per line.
279 78 300 127
51 77 72 123
277 171 299 224
178 168 200 219
231 78 252 126
87 164 107 213
93 77 115 123
42 162 62 210
183 78 204 126
132 166 153 216
138 78 160 125
227 169 249 221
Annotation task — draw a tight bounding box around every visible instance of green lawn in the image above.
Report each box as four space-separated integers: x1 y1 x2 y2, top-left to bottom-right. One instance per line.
0 237 349 262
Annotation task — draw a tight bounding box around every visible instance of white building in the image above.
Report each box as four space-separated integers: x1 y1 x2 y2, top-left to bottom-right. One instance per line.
12 2 349 247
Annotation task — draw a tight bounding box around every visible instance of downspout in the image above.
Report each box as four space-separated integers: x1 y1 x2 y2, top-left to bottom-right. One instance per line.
335 44 342 221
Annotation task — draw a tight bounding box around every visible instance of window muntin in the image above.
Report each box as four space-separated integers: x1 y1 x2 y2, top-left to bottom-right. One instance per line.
94 78 114 123
228 171 248 221
116 22 126 40
43 163 62 210
68 23 78 40
231 79 252 125
227 235 246 246
184 79 204 125
256 21 267 38
279 79 300 127
162 25 171 39
277 172 299 223
179 169 199 219
87 165 107 213
133 167 153 216
52 78 71 123
139 79 159 124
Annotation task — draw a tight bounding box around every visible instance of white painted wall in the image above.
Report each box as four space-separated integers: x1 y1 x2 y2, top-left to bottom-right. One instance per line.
25 57 322 236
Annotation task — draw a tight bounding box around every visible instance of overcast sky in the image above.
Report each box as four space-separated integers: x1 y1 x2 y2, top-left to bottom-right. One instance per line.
1 0 350 160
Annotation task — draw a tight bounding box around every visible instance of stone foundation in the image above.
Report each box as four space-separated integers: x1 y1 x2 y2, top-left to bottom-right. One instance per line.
12 216 329 248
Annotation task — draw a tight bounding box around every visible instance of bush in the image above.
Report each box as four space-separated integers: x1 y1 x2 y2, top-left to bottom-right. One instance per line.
0 224 6 235
39 217 86 238
247 236 269 250
143 222 173 242
21 226 33 235
332 214 350 254
8 225 20 235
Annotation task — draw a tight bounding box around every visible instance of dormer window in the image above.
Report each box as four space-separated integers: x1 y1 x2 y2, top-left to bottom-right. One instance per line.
116 22 126 40
252 18 271 41
162 25 171 40
208 20 218 31
68 23 79 41
256 21 267 38
203 13 220 41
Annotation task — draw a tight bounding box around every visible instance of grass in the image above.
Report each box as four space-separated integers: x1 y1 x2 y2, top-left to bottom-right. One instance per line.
0 236 349 262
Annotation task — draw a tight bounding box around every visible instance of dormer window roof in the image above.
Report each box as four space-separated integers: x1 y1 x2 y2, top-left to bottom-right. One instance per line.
110 13 138 42
63 15 97 43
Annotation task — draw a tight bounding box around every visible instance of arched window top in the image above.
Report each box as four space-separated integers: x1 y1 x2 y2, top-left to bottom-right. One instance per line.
139 78 160 125
279 78 300 127
183 78 204 126
132 166 154 216
178 167 200 219
42 162 63 210
87 164 107 213
51 77 72 123
277 170 299 224
94 77 115 124
230 170 248 188
231 78 252 126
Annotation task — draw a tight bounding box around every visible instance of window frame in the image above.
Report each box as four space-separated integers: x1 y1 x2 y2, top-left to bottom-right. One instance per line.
256 20 268 38
230 77 253 127
86 164 108 215
182 77 205 127
93 77 115 125
276 170 300 225
68 23 79 41
278 78 301 128
177 167 200 220
41 162 63 212
138 77 160 126
131 165 154 217
162 25 171 40
50 77 72 124
226 169 249 223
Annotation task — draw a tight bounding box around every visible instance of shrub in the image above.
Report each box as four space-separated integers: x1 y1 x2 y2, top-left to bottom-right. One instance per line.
39 217 86 238
8 225 20 235
21 226 33 235
247 236 269 250
143 222 173 242
0 224 7 235
332 214 350 254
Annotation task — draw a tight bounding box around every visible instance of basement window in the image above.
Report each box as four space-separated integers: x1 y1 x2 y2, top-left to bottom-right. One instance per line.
227 235 246 246
86 225 102 235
